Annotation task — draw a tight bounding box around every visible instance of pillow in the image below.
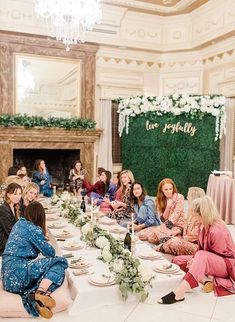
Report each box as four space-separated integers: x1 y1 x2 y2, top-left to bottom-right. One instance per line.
0 277 73 318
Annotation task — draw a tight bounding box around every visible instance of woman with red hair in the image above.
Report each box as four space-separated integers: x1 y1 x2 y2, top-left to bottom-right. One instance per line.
138 178 185 244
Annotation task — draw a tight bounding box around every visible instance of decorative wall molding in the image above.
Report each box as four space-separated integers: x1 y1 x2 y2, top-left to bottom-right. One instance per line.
159 73 202 95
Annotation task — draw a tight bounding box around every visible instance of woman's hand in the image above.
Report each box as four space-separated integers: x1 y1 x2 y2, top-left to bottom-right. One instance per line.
103 196 111 204
186 258 193 269
166 198 174 208
110 201 126 209
134 223 145 232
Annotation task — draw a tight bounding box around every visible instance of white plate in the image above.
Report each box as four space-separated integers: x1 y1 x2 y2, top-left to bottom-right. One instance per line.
110 226 127 234
89 274 115 285
62 244 84 251
99 217 117 225
153 263 180 273
46 209 58 214
47 222 65 229
69 259 90 269
138 252 163 260
54 230 73 238
46 216 59 221
88 279 116 287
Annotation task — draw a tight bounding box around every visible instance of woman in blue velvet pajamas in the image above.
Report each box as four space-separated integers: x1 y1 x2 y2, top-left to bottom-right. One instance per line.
1 201 68 319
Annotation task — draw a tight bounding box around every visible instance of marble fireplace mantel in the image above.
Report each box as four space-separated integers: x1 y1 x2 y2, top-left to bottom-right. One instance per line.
0 127 102 184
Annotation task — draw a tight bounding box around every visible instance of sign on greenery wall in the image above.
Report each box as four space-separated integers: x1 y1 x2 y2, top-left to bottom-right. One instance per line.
117 94 226 197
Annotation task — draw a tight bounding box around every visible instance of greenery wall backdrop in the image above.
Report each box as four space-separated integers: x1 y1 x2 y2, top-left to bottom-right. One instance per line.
121 113 220 197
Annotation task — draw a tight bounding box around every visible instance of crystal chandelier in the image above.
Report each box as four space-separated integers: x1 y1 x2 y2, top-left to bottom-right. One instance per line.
35 0 102 51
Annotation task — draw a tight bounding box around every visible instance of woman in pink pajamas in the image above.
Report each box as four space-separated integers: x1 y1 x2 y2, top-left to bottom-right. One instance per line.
138 178 185 244
158 196 235 304
155 187 205 256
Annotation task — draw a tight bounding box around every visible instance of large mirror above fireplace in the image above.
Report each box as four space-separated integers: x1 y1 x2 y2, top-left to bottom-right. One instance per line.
15 54 82 118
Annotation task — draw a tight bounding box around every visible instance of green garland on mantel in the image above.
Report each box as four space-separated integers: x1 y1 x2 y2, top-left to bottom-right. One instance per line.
0 114 96 130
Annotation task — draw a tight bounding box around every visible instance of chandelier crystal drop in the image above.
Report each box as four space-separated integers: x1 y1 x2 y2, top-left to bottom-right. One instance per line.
35 0 102 51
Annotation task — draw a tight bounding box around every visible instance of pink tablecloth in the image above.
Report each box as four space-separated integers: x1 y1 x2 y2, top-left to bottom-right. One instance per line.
207 174 235 224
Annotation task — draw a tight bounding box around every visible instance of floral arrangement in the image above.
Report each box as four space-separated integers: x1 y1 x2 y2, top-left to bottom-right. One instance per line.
85 226 154 301
53 195 154 301
117 94 226 140
0 114 96 130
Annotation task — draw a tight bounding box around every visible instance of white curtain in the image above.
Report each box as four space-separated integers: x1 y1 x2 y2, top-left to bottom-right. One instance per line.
98 100 113 172
220 98 235 170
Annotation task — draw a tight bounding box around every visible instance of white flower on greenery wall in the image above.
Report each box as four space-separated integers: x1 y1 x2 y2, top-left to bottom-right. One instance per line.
117 94 226 141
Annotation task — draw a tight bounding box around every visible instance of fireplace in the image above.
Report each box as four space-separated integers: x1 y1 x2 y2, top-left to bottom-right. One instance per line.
0 127 102 184
13 149 81 187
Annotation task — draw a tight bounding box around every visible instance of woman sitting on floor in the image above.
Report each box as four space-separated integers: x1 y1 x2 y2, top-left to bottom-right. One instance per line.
89 170 117 205
19 182 39 217
1 201 68 319
68 160 87 197
138 178 185 244
32 159 53 197
0 183 22 255
156 187 205 256
158 196 235 305
108 169 135 224
130 181 161 232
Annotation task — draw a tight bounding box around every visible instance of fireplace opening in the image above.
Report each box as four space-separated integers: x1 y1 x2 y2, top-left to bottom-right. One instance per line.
13 149 80 187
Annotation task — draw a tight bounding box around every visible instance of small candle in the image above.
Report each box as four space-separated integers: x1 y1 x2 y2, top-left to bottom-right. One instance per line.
131 213 134 236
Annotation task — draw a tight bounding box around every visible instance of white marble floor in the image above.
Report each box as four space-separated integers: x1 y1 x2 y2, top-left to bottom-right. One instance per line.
1 224 234 322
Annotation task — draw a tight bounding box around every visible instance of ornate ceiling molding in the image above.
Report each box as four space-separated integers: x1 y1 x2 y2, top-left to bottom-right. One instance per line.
102 0 208 14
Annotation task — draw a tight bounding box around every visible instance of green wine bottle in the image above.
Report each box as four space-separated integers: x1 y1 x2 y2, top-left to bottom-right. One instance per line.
124 225 131 251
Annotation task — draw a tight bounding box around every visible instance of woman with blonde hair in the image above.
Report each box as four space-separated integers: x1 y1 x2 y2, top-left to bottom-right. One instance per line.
156 187 205 256
139 178 185 243
19 182 39 217
108 169 135 222
158 196 235 304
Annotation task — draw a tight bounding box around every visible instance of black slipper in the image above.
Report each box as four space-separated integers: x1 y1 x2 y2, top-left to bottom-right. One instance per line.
157 291 185 304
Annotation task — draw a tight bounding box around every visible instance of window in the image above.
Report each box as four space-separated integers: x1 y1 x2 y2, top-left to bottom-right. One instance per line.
112 101 121 163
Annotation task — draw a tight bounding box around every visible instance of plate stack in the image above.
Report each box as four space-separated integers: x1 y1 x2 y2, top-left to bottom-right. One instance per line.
61 240 84 251
47 221 65 229
138 251 163 261
88 274 116 287
54 230 73 239
99 217 117 225
152 263 181 274
69 258 90 269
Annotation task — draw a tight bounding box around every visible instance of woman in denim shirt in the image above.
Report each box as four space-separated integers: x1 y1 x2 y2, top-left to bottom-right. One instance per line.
130 181 161 232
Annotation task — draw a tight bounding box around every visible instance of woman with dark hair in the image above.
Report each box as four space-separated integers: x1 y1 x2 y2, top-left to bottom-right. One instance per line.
130 181 161 232
0 182 22 255
89 170 117 205
138 178 185 243
1 201 68 319
68 160 87 196
7 165 20 176
32 159 53 197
